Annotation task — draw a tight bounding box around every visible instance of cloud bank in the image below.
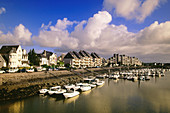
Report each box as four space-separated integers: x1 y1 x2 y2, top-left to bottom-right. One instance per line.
1 11 170 62
103 0 166 22
33 11 170 62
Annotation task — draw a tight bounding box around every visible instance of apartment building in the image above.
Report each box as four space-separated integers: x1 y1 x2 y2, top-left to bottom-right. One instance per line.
64 51 81 68
0 45 29 68
108 54 142 66
91 52 102 67
64 50 102 68
79 50 94 68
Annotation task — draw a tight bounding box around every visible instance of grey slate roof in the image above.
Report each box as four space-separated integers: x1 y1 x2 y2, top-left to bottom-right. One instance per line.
91 52 100 58
0 45 19 54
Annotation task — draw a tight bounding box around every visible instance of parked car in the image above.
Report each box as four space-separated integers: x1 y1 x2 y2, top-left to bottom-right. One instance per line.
26 68 34 73
0 70 5 73
53 68 59 71
47 68 53 71
42 68 46 71
37 67 42 72
6 68 19 73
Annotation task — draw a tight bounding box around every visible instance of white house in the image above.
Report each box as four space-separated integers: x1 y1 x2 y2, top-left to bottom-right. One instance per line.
0 45 29 68
38 50 57 66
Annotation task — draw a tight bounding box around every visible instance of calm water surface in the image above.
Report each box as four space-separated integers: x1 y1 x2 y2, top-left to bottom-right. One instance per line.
0 72 170 113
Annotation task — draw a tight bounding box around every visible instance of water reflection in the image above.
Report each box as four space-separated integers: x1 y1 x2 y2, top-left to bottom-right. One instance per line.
64 95 79 104
8 100 24 113
81 90 91 96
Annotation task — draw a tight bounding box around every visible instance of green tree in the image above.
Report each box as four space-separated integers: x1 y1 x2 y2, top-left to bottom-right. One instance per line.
28 49 40 66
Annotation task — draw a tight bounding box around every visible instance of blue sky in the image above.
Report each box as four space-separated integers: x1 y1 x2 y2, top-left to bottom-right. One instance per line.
0 0 170 62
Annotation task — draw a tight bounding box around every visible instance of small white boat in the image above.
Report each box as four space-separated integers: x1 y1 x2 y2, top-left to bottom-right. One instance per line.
127 76 133 80
96 75 105 79
90 84 96 88
48 86 66 95
108 75 113 79
139 76 145 80
39 89 49 94
96 80 105 86
113 74 120 79
132 76 138 81
145 76 151 80
63 89 80 99
80 84 91 92
64 84 75 89
74 85 81 90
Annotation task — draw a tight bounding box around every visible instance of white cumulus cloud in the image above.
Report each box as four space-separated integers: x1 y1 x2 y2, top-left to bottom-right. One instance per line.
103 0 166 22
33 18 79 49
0 24 33 46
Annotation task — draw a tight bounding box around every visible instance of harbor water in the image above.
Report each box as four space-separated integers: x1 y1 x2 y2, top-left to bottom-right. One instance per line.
0 72 170 113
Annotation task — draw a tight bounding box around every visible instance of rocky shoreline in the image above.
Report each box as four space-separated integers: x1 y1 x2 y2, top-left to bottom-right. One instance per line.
0 67 111 102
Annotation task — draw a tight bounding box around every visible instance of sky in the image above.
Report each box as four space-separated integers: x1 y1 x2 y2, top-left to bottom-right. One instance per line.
0 0 170 63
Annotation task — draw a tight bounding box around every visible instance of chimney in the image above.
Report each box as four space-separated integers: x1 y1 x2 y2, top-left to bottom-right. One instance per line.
43 50 46 56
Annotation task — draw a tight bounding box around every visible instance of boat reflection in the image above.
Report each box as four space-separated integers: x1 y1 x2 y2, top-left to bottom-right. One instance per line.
64 95 79 104
81 90 91 96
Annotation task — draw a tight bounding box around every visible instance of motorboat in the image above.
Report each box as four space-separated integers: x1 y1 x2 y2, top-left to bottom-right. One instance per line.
94 79 105 86
48 86 66 95
80 84 91 92
113 74 120 80
90 84 96 88
108 75 113 79
64 84 75 89
145 76 151 80
132 76 138 81
139 76 145 81
127 76 133 80
39 89 49 94
63 89 80 99
96 75 105 79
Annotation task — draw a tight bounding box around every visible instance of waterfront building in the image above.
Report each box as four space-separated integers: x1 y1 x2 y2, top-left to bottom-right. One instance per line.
79 50 94 68
21 49 29 67
102 58 108 66
0 54 6 68
37 50 57 66
64 51 81 68
108 54 142 66
0 45 29 68
64 50 102 68
58 53 65 62
91 52 102 67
